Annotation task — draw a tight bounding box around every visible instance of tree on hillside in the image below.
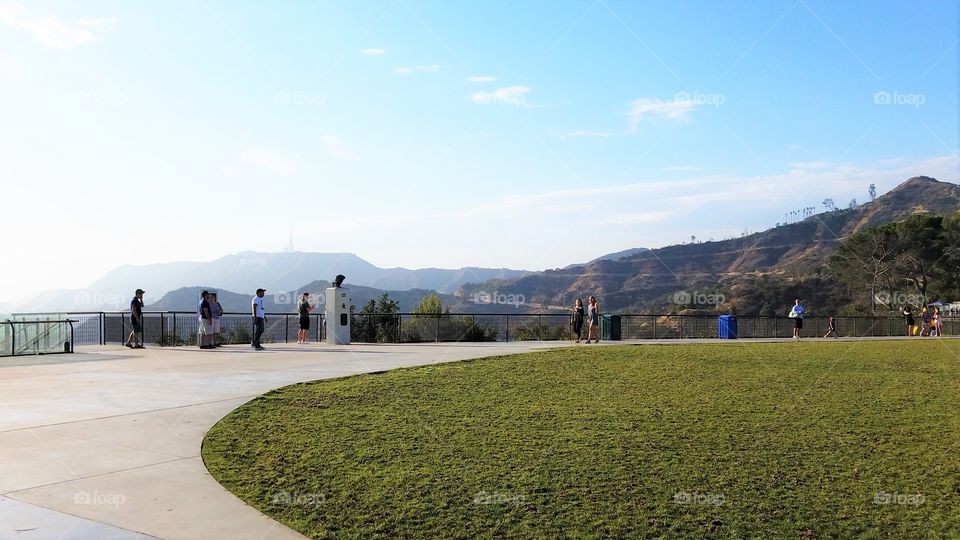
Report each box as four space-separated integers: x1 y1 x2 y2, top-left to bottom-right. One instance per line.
848 198 858 209
414 293 448 318
352 293 400 343
829 226 899 310
940 211 960 298
868 183 877 201
829 213 958 311
823 198 836 212
892 214 946 303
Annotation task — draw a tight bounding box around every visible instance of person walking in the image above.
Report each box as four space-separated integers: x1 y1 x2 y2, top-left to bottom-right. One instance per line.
920 307 932 337
586 296 601 344
789 299 805 339
571 298 585 343
198 291 214 349
125 288 145 349
900 305 916 337
823 316 837 339
210 293 223 347
297 292 313 344
934 307 944 337
251 288 266 350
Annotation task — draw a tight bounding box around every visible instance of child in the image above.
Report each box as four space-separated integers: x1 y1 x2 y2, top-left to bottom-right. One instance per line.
823 316 837 338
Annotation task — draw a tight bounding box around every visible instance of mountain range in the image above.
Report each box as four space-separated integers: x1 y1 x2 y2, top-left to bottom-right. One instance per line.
5 176 957 315
459 176 960 314
2 254 531 313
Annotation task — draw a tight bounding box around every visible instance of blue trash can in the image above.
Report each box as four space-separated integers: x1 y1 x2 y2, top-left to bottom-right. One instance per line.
719 315 737 339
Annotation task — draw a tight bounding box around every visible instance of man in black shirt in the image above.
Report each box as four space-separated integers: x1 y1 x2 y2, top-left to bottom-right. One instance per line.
125 288 145 349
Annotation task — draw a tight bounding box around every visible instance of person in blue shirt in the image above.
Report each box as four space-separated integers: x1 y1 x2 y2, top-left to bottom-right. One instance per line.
198 290 214 349
789 299 805 339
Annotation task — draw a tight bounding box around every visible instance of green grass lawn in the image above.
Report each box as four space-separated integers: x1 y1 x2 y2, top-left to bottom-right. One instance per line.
202 341 960 538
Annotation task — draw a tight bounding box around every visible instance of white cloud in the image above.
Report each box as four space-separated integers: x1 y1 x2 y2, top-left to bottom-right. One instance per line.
467 75 496 83
0 5 116 50
395 64 440 75
626 97 702 132
360 48 386 56
562 130 611 138
472 86 530 107
239 148 294 173
602 211 675 225
321 134 354 160
787 161 831 170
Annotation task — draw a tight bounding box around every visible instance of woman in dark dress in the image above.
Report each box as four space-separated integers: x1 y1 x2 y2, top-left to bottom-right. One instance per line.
572 298 585 343
901 305 916 336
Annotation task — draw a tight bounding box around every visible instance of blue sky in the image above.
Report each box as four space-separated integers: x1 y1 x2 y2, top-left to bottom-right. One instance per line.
1 0 958 300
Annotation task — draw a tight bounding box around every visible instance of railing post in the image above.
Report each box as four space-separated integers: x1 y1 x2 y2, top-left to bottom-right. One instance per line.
9 321 14 356
172 313 176 347
505 314 510 342
436 314 440 342
285 314 289 343
653 316 657 339
100 312 105 345
853 317 858 337
537 314 542 341
397 314 402 343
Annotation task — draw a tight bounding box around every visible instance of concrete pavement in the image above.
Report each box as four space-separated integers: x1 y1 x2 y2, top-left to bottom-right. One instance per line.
0 342 562 540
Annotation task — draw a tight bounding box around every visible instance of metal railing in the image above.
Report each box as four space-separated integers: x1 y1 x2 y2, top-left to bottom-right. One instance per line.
1 319 74 357
10 312 958 347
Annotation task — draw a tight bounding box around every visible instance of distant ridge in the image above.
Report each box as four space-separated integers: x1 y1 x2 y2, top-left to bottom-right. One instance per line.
460 176 960 313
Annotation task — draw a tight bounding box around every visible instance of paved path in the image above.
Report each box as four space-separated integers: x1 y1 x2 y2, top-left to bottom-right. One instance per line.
3 336 949 539
0 342 562 540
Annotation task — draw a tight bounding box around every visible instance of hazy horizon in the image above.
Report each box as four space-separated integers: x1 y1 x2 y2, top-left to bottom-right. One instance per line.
2 1 957 302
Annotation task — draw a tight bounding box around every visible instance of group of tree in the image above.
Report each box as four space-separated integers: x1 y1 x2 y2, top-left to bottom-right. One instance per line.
828 211 960 311
351 293 497 343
